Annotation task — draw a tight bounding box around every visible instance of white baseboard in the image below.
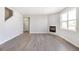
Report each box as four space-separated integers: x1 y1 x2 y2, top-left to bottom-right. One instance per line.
49 32 79 48
30 32 48 34
0 32 23 45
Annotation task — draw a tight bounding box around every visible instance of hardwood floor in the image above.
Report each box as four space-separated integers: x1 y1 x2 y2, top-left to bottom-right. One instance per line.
0 32 79 51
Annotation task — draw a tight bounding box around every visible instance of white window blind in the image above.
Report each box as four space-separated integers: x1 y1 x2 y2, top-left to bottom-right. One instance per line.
60 8 76 31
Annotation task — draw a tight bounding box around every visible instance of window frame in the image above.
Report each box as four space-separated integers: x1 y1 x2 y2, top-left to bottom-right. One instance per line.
60 8 76 31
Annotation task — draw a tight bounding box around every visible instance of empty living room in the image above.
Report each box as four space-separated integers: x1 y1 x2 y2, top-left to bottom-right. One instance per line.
0 7 79 51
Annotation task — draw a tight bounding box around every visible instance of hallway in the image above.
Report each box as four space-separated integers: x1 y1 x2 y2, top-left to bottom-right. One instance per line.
0 32 79 51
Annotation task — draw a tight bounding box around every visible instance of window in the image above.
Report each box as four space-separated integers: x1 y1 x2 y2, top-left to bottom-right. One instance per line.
61 12 67 29
60 8 76 31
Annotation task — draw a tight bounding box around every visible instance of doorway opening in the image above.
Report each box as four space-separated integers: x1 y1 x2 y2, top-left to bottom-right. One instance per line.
23 17 30 33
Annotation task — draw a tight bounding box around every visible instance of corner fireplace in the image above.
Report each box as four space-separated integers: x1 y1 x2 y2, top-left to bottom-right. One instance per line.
49 26 56 32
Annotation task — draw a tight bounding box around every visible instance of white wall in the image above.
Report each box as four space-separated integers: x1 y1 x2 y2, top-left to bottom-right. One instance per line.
0 7 23 44
0 7 6 43
30 15 48 33
48 8 79 47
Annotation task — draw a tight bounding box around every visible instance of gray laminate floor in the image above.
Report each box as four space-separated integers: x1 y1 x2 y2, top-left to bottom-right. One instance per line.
0 32 79 51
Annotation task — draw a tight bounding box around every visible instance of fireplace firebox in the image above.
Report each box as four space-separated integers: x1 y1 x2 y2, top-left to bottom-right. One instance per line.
49 26 56 32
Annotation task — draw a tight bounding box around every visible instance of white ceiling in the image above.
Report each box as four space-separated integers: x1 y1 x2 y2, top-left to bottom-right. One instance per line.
14 7 65 16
